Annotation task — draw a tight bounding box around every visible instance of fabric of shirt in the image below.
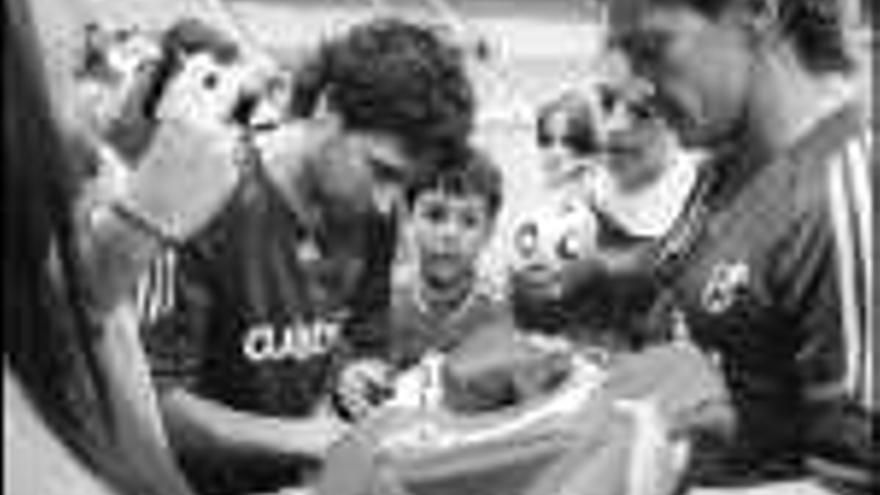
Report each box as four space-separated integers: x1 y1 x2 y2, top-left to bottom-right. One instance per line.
646 104 875 491
385 270 514 370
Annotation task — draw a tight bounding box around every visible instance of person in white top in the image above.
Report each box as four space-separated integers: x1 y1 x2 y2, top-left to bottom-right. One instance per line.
590 82 700 241
516 80 701 350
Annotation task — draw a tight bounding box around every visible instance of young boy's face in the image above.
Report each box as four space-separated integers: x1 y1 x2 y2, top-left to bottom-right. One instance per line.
409 189 493 287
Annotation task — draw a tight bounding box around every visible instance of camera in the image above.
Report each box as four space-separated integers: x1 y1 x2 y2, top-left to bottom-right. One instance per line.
92 19 286 128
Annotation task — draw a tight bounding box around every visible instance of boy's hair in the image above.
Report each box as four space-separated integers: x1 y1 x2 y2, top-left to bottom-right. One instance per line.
293 18 475 160
404 147 504 220
535 90 603 156
653 0 854 74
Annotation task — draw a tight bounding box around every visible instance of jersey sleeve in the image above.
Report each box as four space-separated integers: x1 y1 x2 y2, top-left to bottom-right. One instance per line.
770 131 876 491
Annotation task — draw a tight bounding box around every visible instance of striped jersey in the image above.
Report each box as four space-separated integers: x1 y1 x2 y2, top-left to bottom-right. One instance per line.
647 103 875 490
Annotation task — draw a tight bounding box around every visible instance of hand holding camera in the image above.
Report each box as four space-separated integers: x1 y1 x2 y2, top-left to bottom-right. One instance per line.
118 20 282 242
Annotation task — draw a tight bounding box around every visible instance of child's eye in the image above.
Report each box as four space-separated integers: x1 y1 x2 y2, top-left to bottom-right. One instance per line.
515 223 538 258
628 99 658 122
423 205 448 223
538 132 570 151
460 212 482 230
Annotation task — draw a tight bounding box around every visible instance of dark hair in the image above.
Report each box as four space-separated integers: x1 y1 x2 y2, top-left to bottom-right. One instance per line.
535 90 603 156
404 147 504 220
296 18 475 159
656 0 854 73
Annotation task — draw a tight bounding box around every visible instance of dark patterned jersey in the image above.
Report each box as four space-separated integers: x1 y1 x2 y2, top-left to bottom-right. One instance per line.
144 175 396 418
647 103 875 490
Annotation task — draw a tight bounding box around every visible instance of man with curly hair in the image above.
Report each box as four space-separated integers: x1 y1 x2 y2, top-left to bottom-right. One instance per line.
141 18 475 495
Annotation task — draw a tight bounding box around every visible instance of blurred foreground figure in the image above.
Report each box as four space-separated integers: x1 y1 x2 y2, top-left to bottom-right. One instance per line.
607 0 876 492
3 1 252 494
534 89 607 202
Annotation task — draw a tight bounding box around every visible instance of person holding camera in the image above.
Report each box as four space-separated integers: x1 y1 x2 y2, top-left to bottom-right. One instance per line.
138 18 476 495
4 3 267 495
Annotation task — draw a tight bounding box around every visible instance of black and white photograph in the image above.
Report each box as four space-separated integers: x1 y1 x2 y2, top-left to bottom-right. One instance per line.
3 0 875 494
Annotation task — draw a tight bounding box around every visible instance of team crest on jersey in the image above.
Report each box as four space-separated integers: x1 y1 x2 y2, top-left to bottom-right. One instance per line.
701 261 750 314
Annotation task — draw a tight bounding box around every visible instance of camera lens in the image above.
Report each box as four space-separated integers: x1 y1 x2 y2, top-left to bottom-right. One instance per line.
230 93 259 126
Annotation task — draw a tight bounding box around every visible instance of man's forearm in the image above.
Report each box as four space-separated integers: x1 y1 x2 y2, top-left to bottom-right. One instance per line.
76 199 167 316
159 388 347 462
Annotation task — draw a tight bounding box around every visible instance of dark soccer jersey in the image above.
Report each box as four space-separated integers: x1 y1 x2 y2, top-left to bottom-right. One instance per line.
647 104 875 488
144 176 396 418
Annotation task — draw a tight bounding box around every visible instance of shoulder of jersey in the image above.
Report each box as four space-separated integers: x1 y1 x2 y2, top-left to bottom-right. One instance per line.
786 106 870 212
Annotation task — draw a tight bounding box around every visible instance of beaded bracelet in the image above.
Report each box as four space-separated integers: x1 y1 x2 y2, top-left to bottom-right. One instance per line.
108 200 181 249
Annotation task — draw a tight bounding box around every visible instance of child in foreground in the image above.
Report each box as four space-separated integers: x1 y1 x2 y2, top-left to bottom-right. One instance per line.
336 146 515 417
